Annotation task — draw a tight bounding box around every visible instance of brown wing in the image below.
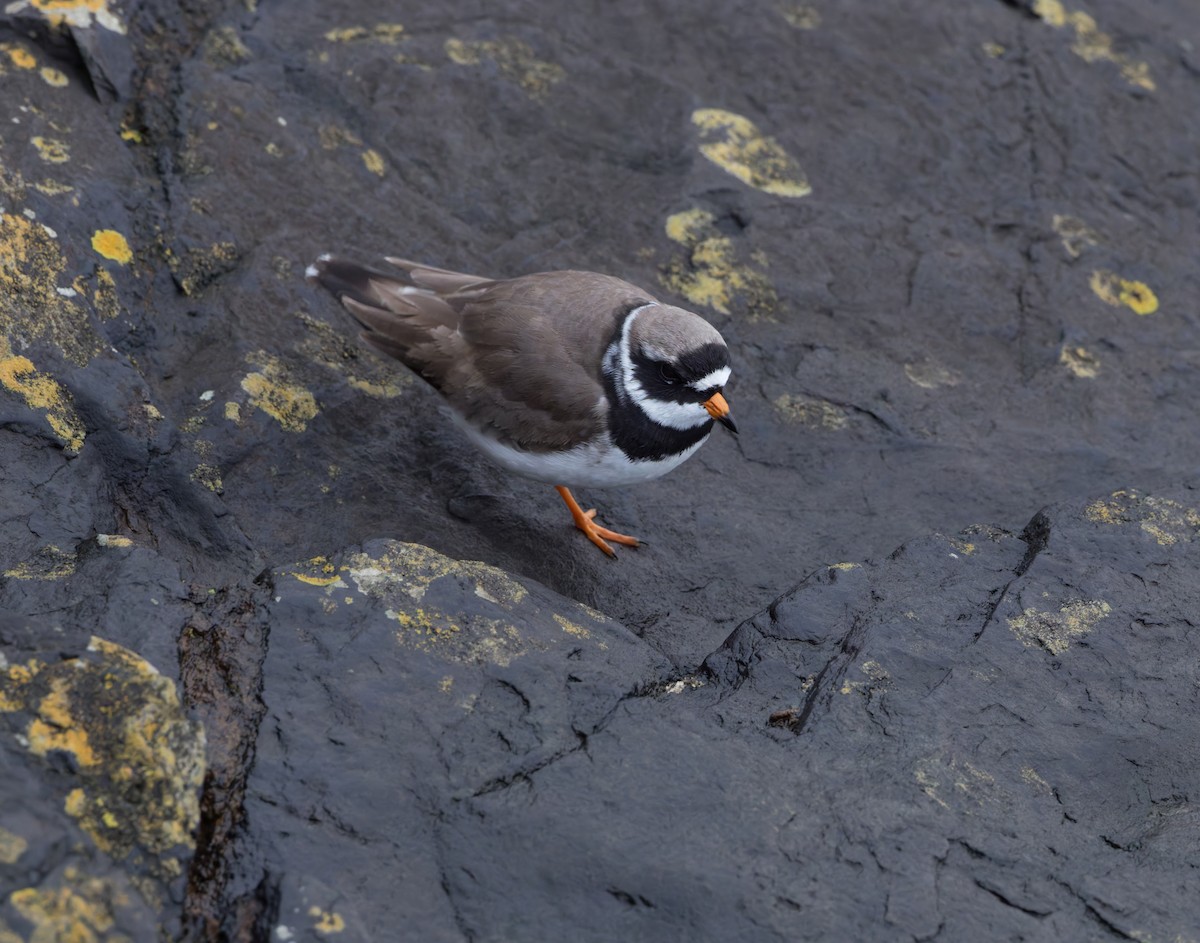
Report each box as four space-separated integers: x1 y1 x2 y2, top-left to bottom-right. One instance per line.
439 271 656 450
309 258 656 451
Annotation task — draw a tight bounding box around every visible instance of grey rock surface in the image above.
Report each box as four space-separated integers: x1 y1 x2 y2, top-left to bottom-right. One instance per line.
1 0 1198 939
0 615 203 942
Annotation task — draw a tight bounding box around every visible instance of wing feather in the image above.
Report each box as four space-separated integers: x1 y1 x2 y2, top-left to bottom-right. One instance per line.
310 257 656 451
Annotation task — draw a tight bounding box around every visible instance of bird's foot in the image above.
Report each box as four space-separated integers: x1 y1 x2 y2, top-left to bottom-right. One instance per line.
576 507 641 556
555 486 640 557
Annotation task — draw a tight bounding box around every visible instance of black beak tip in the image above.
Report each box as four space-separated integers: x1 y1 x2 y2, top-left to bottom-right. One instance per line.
719 414 739 435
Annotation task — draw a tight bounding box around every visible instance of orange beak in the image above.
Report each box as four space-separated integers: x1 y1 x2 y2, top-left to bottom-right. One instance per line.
703 391 738 434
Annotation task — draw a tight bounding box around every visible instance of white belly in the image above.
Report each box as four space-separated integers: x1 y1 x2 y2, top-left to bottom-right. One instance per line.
451 414 709 488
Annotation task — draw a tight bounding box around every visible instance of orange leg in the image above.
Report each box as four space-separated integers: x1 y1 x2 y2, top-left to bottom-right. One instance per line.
554 486 640 557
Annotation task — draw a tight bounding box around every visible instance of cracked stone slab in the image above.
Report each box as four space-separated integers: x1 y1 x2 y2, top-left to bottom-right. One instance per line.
247 539 669 943
245 491 1200 940
692 489 1200 941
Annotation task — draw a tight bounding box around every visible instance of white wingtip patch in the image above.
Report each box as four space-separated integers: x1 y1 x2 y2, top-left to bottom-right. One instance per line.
317 252 333 262
304 264 320 279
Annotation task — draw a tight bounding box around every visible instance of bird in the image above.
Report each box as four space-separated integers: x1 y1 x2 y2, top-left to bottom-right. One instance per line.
306 254 737 556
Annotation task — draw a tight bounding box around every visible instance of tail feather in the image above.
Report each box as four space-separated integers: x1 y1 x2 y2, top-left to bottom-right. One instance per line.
384 256 493 296
309 255 476 382
307 255 402 310
310 252 464 332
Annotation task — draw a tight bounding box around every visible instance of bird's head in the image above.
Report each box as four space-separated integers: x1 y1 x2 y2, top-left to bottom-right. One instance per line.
618 304 737 435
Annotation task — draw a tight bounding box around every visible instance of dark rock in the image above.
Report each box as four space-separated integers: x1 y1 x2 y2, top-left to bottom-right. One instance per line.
693 490 1200 941
0 614 204 942
238 494 1200 941
249 539 667 942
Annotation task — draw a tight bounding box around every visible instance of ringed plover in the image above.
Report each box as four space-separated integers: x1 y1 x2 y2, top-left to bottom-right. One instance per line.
307 255 736 556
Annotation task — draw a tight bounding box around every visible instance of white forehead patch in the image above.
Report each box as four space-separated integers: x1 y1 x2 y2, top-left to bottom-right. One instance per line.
690 365 731 392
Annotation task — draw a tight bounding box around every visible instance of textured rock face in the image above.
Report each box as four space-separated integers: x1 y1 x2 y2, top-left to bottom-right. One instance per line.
1 0 1199 939
0 616 204 942
704 490 1200 941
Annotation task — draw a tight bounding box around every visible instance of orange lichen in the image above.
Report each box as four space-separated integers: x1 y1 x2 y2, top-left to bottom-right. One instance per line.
91 229 132 264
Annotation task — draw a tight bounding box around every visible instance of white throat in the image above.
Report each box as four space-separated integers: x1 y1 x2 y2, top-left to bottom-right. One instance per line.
617 305 714 431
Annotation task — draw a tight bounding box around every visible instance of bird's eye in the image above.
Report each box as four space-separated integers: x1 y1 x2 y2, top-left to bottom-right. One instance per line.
658 363 683 386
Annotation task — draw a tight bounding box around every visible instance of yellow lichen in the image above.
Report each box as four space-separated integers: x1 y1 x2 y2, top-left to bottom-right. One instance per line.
0 214 110 365
1051 214 1099 258
32 179 74 196
778 3 820 29
92 267 121 319
1021 766 1053 794
1059 344 1099 378
30 137 70 164
660 208 776 318
915 755 998 810
325 26 368 42
204 25 250 65
1008 599 1111 655
309 907 347 934
361 148 385 176
290 543 612 668
0 826 27 865
840 659 889 695
189 463 223 493
1032 0 1154 90
91 229 132 264
10 0 126 32
2 43 36 69
553 613 591 639
345 376 406 397
351 543 534 664
318 125 362 148
241 351 320 432
9 878 126 943
324 23 405 43
1084 490 1200 545
0 340 86 452
444 37 564 100
904 360 961 389
1089 269 1157 314
170 241 239 296
4 635 208 876
289 557 345 588
4 544 77 580
296 312 408 398
773 393 848 429
27 677 98 766
39 66 68 86
294 572 343 587
348 542 528 606
691 109 811 197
